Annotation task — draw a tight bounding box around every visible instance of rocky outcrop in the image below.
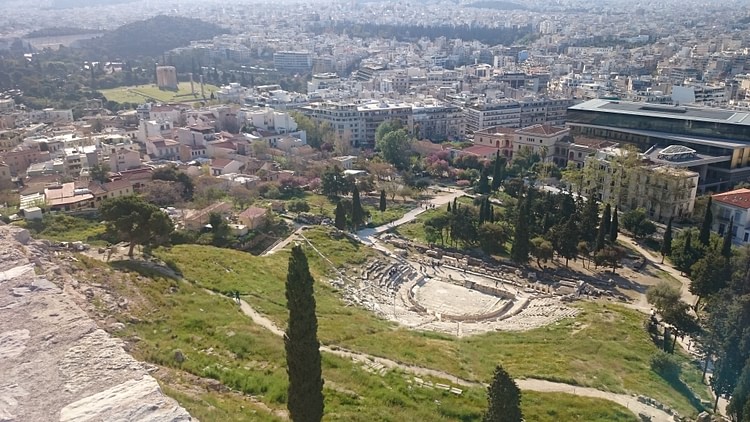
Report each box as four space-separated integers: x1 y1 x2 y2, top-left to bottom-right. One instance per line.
0 226 195 422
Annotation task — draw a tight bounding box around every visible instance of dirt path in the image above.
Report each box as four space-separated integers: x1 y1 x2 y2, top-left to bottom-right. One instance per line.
233 296 675 422
618 234 697 306
91 248 677 421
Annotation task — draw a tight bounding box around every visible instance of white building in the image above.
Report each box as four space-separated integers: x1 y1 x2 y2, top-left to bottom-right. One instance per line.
712 188 750 244
463 99 521 133
138 120 173 143
273 51 312 71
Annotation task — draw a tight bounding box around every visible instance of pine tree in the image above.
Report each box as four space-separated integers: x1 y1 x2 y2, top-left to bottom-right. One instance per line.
483 365 523 422
722 216 734 259
334 202 346 230
351 186 364 230
379 189 387 212
661 217 673 263
595 203 611 252
700 197 713 246
491 152 505 191
477 171 490 194
285 245 324 422
511 196 530 264
609 206 619 242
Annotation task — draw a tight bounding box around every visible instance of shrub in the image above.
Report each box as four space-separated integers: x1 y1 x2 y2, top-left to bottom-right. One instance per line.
651 351 681 381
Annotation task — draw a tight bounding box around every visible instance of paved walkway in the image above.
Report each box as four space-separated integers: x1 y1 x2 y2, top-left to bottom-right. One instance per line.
357 188 465 242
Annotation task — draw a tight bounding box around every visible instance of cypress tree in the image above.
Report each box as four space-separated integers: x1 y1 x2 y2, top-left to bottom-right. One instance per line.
452 197 457 214
579 196 599 243
491 152 505 191
511 196 530 264
483 365 523 422
479 199 486 225
334 202 346 230
285 245 324 422
478 171 490 194
609 206 619 242
489 204 495 223
351 186 364 230
379 189 387 212
699 197 713 246
722 216 734 259
602 203 612 238
661 217 673 263
447 201 451 212
558 217 580 267
595 204 611 252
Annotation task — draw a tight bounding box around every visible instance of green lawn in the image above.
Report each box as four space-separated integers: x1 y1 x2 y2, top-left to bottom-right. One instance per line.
16 214 110 245
392 208 444 243
155 228 711 417
88 255 635 422
99 82 219 104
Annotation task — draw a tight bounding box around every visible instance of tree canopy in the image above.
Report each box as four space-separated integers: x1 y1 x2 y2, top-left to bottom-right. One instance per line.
483 365 523 422
375 124 412 170
284 245 324 422
100 195 174 256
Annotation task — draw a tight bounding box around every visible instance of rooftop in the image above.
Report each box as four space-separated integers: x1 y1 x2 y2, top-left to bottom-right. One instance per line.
516 124 569 137
713 188 750 210
570 99 750 126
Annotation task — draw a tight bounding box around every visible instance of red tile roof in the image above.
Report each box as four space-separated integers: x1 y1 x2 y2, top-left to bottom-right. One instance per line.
239 206 267 219
462 145 499 156
713 189 750 209
211 158 233 168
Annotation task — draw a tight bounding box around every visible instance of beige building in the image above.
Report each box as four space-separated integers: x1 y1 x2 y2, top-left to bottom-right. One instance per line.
582 147 699 222
513 124 570 164
238 206 269 230
109 149 141 173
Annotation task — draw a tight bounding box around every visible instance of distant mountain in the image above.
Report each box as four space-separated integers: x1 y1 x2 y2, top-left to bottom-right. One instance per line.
465 1 528 11
82 15 228 59
47 0 135 9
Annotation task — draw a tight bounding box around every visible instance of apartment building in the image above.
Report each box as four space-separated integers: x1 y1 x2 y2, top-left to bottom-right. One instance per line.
273 51 312 71
358 101 413 147
299 102 365 146
463 99 521 133
300 100 412 147
411 102 464 142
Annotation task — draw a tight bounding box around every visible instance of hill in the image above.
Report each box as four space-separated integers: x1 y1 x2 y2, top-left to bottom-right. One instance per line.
82 15 228 58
